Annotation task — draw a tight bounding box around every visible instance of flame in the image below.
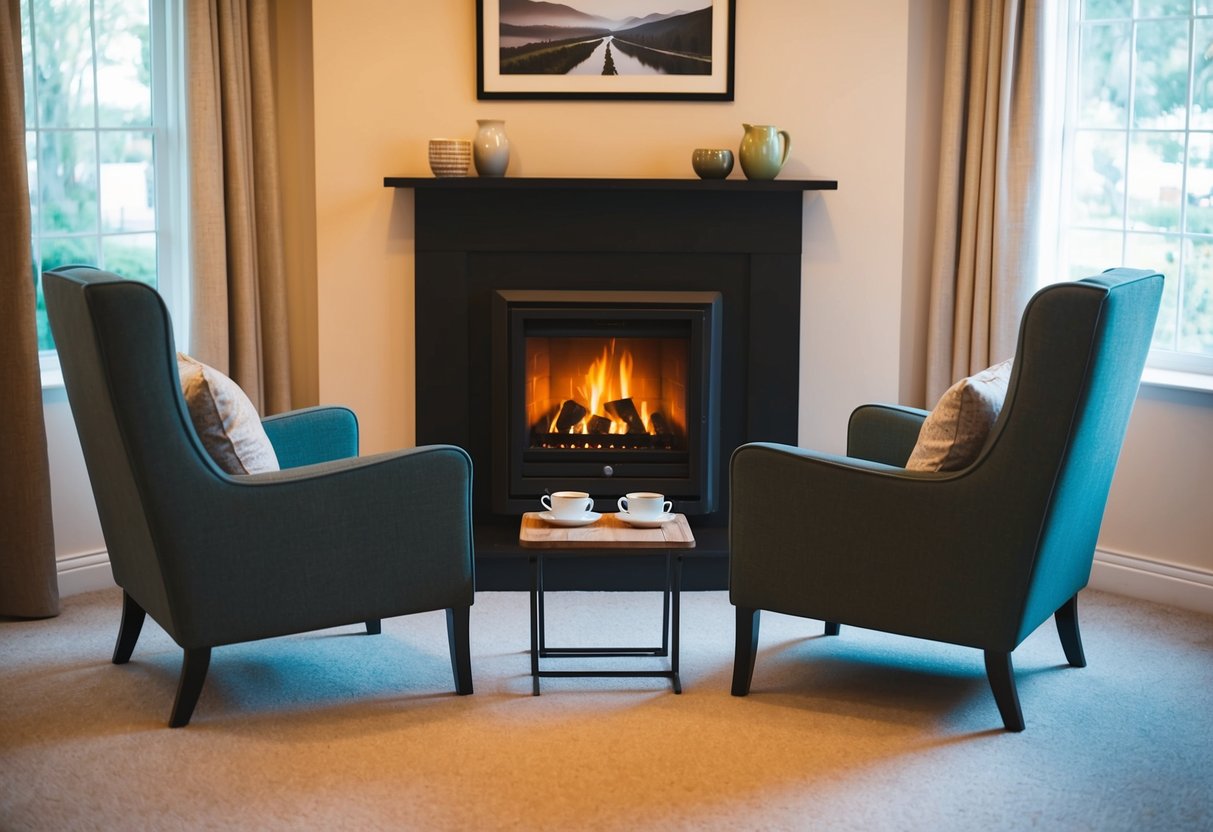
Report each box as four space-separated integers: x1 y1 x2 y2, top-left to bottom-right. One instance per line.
546 339 654 435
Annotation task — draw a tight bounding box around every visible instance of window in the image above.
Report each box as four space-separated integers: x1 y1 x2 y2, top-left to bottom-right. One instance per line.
1057 0 1213 375
22 0 188 378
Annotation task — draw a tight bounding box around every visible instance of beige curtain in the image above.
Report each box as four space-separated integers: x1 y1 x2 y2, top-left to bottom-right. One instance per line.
0 3 59 618
925 0 1048 401
187 0 291 414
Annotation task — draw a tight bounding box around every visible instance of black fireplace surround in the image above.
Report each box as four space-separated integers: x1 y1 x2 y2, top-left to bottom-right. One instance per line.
384 177 836 589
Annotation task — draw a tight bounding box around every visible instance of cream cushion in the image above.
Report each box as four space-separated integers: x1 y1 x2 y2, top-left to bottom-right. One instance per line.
177 353 280 475
905 359 1013 472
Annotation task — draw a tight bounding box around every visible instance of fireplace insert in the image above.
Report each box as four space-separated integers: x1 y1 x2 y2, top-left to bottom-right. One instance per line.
491 290 721 515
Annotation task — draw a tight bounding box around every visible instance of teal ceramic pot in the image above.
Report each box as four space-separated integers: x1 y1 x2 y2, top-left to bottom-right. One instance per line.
692 148 734 179
739 124 791 180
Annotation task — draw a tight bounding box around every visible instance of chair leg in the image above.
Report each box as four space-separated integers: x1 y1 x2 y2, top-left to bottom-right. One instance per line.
1054 594 1087 668
446 606 473 696
731 607 761 696
824 621 841 636
112 591 146 665
168 647 211 728
984 650 1025 732
365 619 382 636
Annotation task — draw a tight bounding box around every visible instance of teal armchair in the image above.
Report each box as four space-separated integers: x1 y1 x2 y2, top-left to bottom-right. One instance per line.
44 266 475 727
729 270 1163 731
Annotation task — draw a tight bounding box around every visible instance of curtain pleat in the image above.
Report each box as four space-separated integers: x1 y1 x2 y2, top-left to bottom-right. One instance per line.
187 0 291 415
926 0 1047 401
0 2 59 618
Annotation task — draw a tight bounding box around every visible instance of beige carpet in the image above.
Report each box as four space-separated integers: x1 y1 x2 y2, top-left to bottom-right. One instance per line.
1 586 1210 831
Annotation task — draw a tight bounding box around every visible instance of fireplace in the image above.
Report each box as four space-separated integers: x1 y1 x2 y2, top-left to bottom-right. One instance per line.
491 290 721 514
386 176 837 588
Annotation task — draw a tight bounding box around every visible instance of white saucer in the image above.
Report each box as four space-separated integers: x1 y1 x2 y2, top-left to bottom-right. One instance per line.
538 511 601 528
615 511 676 528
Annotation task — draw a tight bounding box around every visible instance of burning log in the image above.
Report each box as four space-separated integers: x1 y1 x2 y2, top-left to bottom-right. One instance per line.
649 411 669 435
586 414 612 434
604 398 647 434
553 399 588 433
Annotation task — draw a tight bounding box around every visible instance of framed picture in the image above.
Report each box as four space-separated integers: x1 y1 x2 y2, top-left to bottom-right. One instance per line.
476 0 735 101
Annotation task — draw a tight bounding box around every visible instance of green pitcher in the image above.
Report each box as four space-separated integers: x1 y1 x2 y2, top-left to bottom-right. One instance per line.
739 124 791 180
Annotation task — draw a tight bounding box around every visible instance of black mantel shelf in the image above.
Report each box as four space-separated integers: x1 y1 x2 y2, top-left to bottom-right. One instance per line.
384 175 837 192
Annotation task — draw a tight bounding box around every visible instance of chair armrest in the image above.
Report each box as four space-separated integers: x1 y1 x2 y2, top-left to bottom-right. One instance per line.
156 444 474 648
846 403 929 467
261 406 358 468
729 442 1039 651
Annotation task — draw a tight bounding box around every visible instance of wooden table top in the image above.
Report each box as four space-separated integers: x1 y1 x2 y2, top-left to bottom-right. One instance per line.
518 512 696 550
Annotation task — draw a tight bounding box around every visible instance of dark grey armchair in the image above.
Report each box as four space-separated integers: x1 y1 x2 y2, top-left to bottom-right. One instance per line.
44 266 475 727
730 269 1163 731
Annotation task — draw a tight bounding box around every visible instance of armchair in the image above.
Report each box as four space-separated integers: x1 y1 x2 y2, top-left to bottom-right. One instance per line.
729 269 1163 731
44 266 475 727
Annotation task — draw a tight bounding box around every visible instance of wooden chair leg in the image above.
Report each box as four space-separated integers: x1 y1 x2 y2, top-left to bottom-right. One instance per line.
446 606 473 696
731 607 761 696
824 622 841 636
365 619 382 635
168 647 211 728
1054 594 1087 668
112 591 146 665
984 650 1025 732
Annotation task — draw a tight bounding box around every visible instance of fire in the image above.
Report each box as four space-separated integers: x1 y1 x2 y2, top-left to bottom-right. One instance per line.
547 339 651 435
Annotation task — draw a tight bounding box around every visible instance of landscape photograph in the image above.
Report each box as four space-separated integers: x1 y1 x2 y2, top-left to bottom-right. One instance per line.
498 0 714 76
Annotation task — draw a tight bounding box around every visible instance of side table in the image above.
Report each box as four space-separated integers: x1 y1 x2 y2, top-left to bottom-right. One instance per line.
517 512 696 695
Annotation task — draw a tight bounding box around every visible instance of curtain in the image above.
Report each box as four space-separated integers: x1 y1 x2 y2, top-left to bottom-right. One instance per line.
187 0 291 415
0 3 59 618
925 0 1049 401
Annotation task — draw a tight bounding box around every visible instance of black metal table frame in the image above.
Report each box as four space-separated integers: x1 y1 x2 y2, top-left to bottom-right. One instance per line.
528 551 683 695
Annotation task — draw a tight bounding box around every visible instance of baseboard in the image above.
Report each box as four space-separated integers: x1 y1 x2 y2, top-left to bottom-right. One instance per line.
56 550 116 597
1090 548 1213 615
55 547 1213 615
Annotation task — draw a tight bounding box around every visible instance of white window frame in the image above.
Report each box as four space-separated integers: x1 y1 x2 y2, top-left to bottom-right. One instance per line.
28 0 190 388
1053 0 1213 385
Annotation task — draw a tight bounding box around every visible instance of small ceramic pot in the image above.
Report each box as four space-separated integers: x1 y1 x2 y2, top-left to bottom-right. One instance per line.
692 148 734 179
428 139 471 177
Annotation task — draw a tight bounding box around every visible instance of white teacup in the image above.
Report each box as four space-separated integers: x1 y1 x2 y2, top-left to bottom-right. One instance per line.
541 491 594 519
617 492 672 520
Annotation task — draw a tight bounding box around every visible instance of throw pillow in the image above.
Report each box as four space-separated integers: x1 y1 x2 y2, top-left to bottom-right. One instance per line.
177 353 280 475
905 359 1013 472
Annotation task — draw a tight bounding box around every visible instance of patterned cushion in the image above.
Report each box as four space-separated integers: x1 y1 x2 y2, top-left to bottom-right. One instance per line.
905 359 1013 472
177 353 280 475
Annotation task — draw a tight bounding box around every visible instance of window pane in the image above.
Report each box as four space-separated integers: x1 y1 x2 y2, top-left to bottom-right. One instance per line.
1079 23 1131 126
1185 132 1213 230
20 1 34 127
1182 238 1213 353
1086 0 1133 19
95 0 151 128
1128 131 1185 230
1134 19 1191 128
101 234 157 287
1126 232 1181 347
25 130 37 231
1066 229 1125 278
32 0 96 128
101 132 154 232
39 130 97 234
40 236 98 273
1071 131 1127 227
34 265 53 352
1193 20 1213 128
1136 0 1192 16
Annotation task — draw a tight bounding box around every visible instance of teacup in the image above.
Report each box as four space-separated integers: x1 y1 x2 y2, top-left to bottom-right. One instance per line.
617 492 672 520
541 491 594 519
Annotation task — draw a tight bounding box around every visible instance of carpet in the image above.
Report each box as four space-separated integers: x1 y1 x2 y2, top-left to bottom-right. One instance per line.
1 587 1210 831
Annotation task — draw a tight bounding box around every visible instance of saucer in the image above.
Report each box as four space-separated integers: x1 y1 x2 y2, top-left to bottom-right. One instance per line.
615 511 676 528
538 511 601 528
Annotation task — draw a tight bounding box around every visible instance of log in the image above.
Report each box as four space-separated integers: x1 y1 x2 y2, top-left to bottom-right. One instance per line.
586 414 612 434
649 411 669 435
604 398 647 434
553 399 587 433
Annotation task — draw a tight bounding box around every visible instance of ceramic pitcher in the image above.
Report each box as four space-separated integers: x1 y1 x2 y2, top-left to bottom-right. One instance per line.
739 124 790 180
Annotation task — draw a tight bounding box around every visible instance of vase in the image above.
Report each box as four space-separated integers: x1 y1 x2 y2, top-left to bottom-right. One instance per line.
738 123 790 180
473 119 510 177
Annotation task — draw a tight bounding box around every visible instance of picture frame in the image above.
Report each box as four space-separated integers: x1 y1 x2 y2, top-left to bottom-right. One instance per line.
476 0 735 101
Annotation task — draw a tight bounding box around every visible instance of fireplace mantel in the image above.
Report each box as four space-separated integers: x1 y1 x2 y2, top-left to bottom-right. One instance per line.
388 174 836 589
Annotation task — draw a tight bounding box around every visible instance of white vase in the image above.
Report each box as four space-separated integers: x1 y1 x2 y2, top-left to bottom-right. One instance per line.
473 119 510 177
